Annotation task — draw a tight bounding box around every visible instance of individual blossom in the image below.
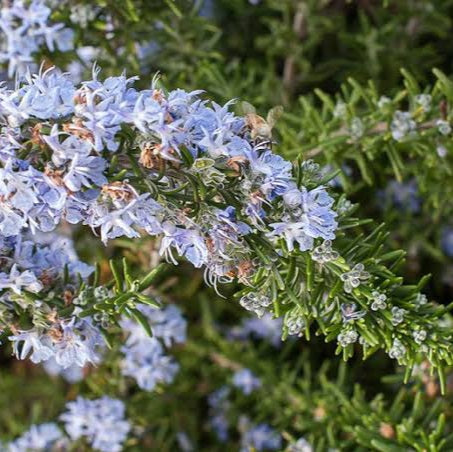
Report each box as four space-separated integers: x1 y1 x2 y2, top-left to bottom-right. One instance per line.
437 145 448 158
86 188 164 244
370 291 387 311
239 292 273 318
10 316 103 368
287 437 314 452
388 338 406 361
51 317 103 368
208 386 231 442
340 263 370 293
414 94 432 112
60 396 130 452
436 119 451 136
9 330 54 364
414 293 428 308
382 180 420 213
284 309 305 337
338 329 358 347
232 368 262 395
413 329 427 345
340 303 366 323
311 239 339 264
0 264 43 294
121 338 179 391
210 414 230 442
0 66 76 126
228 313 283 347
390 111 416 141
42 357 85 383
239 417 282 452
176 431 194 452
333 101 347 119
391 306 406 326
377 96 391 109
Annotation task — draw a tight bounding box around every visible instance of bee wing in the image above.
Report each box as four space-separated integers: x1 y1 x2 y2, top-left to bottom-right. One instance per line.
240 101 256 115
266 105 284 128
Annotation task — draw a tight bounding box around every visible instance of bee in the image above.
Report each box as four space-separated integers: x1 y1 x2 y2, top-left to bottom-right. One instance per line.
241 101 283 141
139 142 166 171
48 325 63 342
226 155 248 174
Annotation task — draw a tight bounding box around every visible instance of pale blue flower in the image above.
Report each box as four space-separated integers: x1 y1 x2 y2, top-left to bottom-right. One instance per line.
9 330 54 363
0 264 43 294
0 1 74 77
60 396 130 452
120 304 186 391
62 153 107 192
269 187 337 252
43 357 84 383
441 227 453 257
232 368 261 395
240 419 282 452
7 422 65 452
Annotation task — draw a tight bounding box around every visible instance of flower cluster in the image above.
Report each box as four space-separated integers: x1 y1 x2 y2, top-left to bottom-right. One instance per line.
5 396 129 452
6 423 66 452
0 0 73 77
238 417 282 452
207 369 284 450
0 64 338 314
208 386 231 442
60 396 130 452
232 368 261 395
42 357 84 383
228 313 283 347
0 232 104 368
120 304 187 391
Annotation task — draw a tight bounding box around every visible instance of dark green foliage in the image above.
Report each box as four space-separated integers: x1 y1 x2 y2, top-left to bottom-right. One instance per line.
3 1 453 451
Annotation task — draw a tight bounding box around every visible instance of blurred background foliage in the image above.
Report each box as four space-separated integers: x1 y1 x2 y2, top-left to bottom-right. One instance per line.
3 0 453 450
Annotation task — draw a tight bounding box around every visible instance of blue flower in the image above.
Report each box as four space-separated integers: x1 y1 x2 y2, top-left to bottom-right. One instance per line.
382 179 420 213
159 222 208 268
7 422 66 452
9 330 54 364
441 228 453 257
229 313 283 347
52 317 103 368
119 304 186 391
0 2 74 77
211 414 230 442
42 357 84 383
60 396 130 452
60 153 107 192
239 418 282 452
121 337 179 391
269 187 337 252
0 264 43 294
232 368 261 395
